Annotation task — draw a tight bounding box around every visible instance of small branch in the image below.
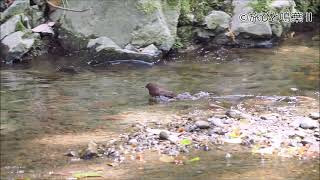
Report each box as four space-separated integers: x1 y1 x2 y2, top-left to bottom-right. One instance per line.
47 1 89 12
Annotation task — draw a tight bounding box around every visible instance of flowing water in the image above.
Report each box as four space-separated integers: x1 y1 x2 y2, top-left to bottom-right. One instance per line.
0 36 319 179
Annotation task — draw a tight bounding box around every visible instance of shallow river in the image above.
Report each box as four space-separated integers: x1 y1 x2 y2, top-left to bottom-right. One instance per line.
0 36 319 179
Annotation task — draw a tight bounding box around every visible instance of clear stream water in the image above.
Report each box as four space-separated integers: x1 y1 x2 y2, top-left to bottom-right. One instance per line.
0 37 319 179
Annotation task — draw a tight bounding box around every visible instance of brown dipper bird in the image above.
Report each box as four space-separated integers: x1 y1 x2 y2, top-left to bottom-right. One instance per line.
145 83 176 98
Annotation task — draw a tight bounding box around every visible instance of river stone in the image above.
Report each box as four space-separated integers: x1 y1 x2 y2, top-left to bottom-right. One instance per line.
230 0 272 37
1 31 39 64
50 0 180 51
226 109 242 119
87 36 121 52
159 131 169 140
140 44 161 56
195 120 210 129
0 0 29 21
208 117 224 127
80 141 99 160
309 112 320 120
299 117 318 129
204 10 231 30
0 14 22 40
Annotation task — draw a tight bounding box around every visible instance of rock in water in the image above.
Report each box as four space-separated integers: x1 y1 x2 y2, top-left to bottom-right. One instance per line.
1 31 39 64
79 141 99 160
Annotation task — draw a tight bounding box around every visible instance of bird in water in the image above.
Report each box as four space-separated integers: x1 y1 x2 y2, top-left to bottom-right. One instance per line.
145 83 176 98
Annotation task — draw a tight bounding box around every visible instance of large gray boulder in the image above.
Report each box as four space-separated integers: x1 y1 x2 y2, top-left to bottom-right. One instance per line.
1 31 39 64
0 14 23 40
204 10 231 30
0 0 30 21
50 0 180 54
230 0 272 37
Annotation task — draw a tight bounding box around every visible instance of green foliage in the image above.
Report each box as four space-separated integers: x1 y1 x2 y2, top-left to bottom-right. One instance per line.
136 0 159 14
180 139 192 145
15 20 26 31
295 0 320 14
249 0 273 13
172 38 184 49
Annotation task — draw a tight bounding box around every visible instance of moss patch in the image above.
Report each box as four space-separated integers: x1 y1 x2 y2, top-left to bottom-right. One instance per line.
136 0 160 14
15 20 26 31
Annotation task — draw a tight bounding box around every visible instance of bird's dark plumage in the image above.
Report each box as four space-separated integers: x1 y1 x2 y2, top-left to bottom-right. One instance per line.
145 83 176 98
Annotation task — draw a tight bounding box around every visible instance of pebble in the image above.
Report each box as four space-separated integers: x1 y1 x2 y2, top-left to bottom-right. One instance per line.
195 120 210 129
225 109 243 119
309 112 320 120
159 131 169 140
299 118 318 129
208 117 224 127
128 139 138 145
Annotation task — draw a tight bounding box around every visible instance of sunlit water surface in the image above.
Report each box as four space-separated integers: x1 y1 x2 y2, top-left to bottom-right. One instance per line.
1 37 319 179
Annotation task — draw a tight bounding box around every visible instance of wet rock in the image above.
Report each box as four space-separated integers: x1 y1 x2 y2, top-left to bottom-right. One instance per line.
64 150 78 157
87 36 121 52
208 117 224 127
140 44 161 57
79 141 99 160
176 92 193 100
309 112 320 120
299 117 318 129
1 31 40 64
56 66 78 74
195 120 210 129
159 131 169 140
87 36 160 63
0 14 22 40
204 10 231 30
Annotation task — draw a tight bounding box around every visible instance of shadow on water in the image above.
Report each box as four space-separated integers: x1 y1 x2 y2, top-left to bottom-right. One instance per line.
0 35 319 179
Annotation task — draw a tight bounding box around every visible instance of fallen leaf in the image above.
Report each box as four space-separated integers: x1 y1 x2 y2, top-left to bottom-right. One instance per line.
180 139 192 145
72 172 102 179
136 154 144 161
188 157 200 163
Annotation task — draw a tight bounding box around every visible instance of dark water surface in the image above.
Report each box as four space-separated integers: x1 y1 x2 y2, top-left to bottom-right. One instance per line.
0 37 319 179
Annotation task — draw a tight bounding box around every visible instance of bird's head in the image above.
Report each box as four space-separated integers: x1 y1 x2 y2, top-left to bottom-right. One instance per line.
145 83 157 90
